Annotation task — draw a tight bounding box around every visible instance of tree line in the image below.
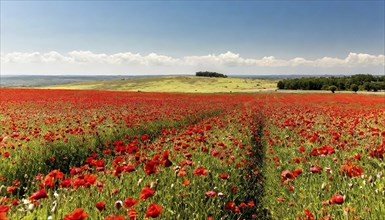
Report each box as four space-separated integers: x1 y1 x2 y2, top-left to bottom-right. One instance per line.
196 71 228 78
277 74 385 92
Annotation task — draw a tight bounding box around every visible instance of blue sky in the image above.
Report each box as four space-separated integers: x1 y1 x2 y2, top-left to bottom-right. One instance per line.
1 1 384 75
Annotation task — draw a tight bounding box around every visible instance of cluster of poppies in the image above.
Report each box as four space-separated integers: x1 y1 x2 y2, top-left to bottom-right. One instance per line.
1 89 384 219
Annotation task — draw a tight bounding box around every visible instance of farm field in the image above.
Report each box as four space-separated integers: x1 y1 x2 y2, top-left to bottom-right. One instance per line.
0 88 384 220
41 76 278 93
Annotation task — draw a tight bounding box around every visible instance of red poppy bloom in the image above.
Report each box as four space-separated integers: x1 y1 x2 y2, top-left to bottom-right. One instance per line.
224 202 240 213
329 194 344 204
276 197 285 202
144 161 158 175
95 201 106 212
145 203 163 218
193 166 208 176
84 173 97 185
60 178 72 188
3 152 10 158
0 212 7 220
123 198 138 208
29 189 48 201
182 179 190 186
63 208 88 220
341 160 364 177
139 186 155 200
205 191 216 197
11 200 19 206
310 166 322 173
6 186 16 194
0 205 9 213
47 169 64 179
311 146 335 156
239 202 248 208
104 215 125 220
128 209 138 220
303 209 314 220
292 168 303 177
281 170 294 180
41 176 55 188
219 173 229 179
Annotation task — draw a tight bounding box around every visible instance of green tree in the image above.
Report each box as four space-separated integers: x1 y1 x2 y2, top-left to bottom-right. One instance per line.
363 82 372 92
351 84 359 93
277 81 284 89
329 85 337 93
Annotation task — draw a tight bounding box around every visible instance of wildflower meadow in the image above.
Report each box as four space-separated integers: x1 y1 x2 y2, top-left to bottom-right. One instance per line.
0 88 384 219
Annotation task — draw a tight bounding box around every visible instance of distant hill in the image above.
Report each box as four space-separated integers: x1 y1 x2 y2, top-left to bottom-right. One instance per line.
38 76 277 93
0 75 129 87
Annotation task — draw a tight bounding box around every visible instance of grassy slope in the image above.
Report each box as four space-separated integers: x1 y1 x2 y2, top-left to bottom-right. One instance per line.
42 76 278 93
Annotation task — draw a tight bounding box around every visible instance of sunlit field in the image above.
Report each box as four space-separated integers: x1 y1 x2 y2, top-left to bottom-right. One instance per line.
42 76 278 93
1 88 384 219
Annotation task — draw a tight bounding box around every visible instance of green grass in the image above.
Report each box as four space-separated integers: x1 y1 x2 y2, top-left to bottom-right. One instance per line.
42 76 277 93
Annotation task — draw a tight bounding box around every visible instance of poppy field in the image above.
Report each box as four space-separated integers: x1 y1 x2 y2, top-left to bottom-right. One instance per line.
0 88 384 220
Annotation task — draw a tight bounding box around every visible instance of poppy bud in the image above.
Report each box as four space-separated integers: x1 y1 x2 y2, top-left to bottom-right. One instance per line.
115 200 123 209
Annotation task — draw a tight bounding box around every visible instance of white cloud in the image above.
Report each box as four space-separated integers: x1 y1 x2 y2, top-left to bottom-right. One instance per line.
1 50 384 75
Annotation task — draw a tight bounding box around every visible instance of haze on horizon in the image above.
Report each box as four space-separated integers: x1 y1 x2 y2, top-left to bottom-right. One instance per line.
1 1 384 76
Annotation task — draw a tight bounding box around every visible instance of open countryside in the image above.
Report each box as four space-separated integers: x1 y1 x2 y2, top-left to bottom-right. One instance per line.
1 1 384 219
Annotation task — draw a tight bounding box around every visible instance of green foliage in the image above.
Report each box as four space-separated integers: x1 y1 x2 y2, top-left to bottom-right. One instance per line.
196 71 228 78
277 74 385 91
329 85 337 93
351 84 359 93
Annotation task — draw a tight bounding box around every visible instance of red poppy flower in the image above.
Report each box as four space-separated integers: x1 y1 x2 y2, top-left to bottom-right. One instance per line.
182 179 190 186
141 135 149 141
292 168 303 177
29 189 48 201
95 201 106 212
224 202 240 213
144 161 158 175
123 198 138 208
276 197 285 202
60 178 72 188
341 160 364 177
303 209 314 220
47 169 64 179
41 176 55 188
205 191 216 197
139 186 155 200
0 205 9 213
310 166 322 173
311 146 335 156
193 166 208 176
164 158 173 168
3 152 10 158
0 212 7 220
104 215 125 220
329 194 344 204
145 203 163 218
127 209 138 220
239 202 248 208
6 186 16 194
63 208 88 220
11 200 19 206
219 173 229 179
84 173 97 185
281 170 294 180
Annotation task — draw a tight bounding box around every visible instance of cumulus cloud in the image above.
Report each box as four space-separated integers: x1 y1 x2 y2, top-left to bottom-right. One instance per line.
1 51 384 75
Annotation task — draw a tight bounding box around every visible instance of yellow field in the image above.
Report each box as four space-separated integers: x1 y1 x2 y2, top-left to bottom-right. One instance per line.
43 76 278 93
